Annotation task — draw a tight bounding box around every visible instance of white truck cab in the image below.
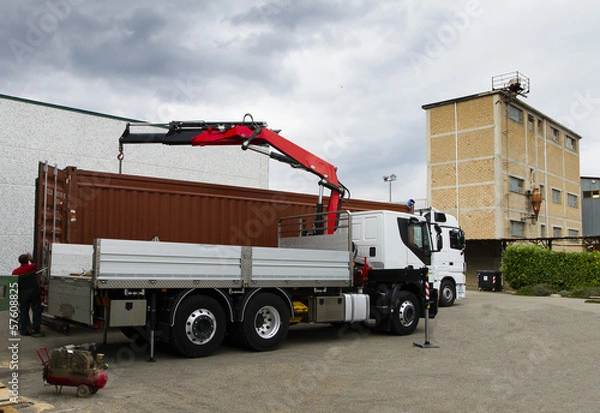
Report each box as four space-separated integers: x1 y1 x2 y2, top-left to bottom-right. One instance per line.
419 208 467 307
351 210 432 270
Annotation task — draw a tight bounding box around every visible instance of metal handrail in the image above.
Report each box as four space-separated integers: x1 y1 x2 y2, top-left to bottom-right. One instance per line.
278 210 350 238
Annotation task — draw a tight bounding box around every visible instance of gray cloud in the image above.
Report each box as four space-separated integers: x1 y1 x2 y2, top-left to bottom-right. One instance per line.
2 0 600 202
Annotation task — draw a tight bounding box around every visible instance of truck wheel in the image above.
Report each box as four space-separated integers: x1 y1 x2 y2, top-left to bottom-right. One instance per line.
439 280 456 307
389 291 420 335
239 293 289 351
170 295 226 357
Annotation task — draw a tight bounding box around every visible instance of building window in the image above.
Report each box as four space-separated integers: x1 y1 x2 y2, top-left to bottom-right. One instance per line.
537 118 543 134
566 135 576 150
541 224 546 238
552 189 561 204
540 184 545 200
510 221 525 237
568 229 579 240
568 193 578 208
527 114 534 130
553 227 562 237
508 105 523 123
550 127 560 142
583 190 600 198
509 176 524 193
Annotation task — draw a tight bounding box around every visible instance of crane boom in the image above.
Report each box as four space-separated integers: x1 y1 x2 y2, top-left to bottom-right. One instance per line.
119 117 347 233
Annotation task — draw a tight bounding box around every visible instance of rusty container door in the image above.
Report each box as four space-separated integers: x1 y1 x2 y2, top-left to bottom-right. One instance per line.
34 162 68 265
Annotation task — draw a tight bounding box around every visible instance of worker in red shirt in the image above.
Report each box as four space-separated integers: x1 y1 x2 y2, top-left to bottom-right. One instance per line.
12 253 45 337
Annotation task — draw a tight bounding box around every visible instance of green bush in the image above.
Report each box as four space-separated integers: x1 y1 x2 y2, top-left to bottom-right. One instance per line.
501 245 600 291
516 283 554 296
569 286 600 299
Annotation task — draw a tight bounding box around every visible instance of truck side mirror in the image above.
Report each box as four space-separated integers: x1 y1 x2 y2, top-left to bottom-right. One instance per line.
434 224 443 251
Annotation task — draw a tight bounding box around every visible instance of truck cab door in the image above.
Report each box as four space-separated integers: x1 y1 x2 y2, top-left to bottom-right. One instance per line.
397 217 432 266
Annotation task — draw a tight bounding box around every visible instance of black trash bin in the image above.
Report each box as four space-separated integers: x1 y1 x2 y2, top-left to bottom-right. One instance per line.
477 270 502 292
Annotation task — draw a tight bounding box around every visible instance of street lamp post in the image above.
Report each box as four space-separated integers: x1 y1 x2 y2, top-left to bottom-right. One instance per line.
383 174 397 202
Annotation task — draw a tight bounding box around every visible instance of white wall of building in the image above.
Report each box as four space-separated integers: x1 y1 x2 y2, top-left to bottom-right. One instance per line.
0 95 269 274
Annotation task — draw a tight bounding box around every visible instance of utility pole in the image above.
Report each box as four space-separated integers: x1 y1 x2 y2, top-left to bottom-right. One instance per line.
383 174 397 202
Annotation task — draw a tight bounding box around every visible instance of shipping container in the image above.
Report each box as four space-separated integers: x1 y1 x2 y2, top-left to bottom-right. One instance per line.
35 162 408 262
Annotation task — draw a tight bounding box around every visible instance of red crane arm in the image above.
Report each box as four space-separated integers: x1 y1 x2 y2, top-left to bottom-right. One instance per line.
119 119 347 233
191 126 340 189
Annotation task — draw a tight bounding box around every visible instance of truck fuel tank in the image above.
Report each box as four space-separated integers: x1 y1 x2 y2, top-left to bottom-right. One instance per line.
308 293 369 323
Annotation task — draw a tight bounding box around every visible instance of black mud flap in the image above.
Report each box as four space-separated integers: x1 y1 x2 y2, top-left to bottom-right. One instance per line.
428 287 439 319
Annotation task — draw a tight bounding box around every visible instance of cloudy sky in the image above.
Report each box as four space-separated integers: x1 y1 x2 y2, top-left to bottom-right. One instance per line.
2 0 599 204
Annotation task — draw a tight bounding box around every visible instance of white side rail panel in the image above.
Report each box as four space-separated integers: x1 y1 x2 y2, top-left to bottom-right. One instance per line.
95 239 243 289
250 247 351 287
48 243 95 325
50 243 94 277
93 239 353 289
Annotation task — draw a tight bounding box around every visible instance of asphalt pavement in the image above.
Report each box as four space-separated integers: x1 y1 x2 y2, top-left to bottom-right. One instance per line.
1 290 599 413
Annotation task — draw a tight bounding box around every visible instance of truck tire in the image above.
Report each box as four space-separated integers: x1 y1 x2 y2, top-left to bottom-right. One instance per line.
239 293 290 351
389 291 420 335
439 280 456 307
170 295 226 357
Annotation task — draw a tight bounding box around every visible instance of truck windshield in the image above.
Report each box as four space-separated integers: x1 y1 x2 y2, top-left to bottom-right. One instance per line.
397 218 432 265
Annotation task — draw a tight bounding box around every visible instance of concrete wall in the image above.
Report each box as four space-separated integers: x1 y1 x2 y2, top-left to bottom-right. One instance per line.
0 95 268 274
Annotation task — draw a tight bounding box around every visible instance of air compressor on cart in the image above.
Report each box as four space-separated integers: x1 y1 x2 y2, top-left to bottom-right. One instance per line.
36 343 108 397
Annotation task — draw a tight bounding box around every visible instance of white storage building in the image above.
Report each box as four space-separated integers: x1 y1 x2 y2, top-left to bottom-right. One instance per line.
0 94 269 274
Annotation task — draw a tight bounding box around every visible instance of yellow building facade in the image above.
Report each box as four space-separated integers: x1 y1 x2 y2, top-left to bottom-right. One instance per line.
423 91 582 242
